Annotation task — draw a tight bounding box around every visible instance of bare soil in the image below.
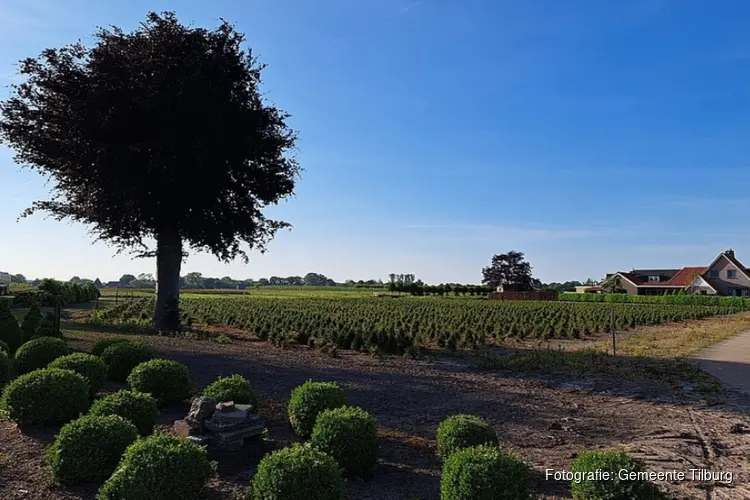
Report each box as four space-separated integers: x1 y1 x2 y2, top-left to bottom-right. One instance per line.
2 329 750 499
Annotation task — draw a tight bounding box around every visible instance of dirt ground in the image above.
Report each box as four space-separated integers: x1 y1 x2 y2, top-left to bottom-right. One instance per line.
2 329 750 500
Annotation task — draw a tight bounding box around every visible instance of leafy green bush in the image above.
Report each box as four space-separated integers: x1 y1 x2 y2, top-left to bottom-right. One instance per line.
92 337 132 357
249 443 346 500
440 445 531 500
35 312 59 338
49 353 107 396
436 414 498 459
48 414 138 484
127 359 191 406
97 434 216 500
101 342 154 382
89 390 159 436
0 339 9 355
14 337 69 374
203 374 259 407
287 380 346 438
0 300 24 354
570 450 663 499
310 405 379 477
0 350 10 386
0 368 89 426
21 303 43 341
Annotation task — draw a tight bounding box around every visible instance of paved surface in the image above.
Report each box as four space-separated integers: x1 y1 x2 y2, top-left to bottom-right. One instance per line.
691 330 750 394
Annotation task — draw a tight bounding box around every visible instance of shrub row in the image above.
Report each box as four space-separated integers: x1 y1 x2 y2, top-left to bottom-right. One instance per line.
560 291 750 308
13 279 100 308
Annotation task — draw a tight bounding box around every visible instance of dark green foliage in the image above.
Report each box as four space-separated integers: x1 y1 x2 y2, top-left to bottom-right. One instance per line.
13 281 98 307
436 414 499 459
0 350 10 386
89 390 159 436
481 251 533 291
101 342 154 382
48 414 138 484
0 300 23 354
440 445 531 500
203 374 259 407
560 292 750 308
35 312 59 338
287 380 346 438
249 444 346 500
49 353 107 396
310 405 379 477
92 337 132 357
0 368 89 426
21 303 43 341
0 340 9 355
97 434 216 500
127 359 191 406
14 337 69 374
570 450 663 500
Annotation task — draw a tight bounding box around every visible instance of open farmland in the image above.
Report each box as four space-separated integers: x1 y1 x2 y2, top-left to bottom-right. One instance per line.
92 294 739 354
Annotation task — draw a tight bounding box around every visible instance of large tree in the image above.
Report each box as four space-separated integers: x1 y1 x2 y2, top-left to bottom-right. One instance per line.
0 12 299 331
481 250 533 291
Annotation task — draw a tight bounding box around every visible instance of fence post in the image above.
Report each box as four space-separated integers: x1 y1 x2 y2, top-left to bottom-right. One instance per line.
611 309 616 357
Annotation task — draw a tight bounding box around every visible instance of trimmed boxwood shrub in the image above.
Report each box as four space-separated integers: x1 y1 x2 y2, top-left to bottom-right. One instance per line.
436 414 498 459
89 390 159 436
49 353 108 396
0 300 23 354
92 337 132 357
14 337 70 374
310 405 379 477
440 445 531 500
35 312 60 338
21 303 43 341
0 368 90 426
0 350 10 386
127 359 191 407
570 450 663 499
97 434 216 500
249 443 346 500
203 374 259 407
287 380 346 438
48 414 138 485
101 342 153 382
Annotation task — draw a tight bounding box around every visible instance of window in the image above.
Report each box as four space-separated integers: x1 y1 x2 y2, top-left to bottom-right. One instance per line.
647 275 660 282
709 270 719 279
728 270 737 279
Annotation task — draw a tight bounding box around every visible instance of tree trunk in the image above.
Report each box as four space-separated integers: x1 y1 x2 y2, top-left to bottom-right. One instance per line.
153 230 183 332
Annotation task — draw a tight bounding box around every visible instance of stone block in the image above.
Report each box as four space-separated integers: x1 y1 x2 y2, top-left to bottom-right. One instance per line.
204 407 252 432
211 423 264 443
187 396 217 425
188 435 209 446
214 439 244 452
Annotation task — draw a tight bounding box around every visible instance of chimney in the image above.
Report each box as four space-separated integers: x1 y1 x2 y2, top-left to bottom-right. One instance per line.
727 248 735 258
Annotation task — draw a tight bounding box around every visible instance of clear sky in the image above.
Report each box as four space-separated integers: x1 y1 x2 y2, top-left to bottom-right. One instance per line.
2 0 750 284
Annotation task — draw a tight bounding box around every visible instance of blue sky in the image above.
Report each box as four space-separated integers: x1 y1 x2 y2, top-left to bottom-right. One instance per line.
2 0 750 284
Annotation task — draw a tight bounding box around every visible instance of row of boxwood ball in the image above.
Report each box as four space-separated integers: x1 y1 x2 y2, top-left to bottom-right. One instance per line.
0 331 664 499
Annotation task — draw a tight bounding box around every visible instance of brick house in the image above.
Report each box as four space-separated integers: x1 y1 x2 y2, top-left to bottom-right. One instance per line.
603 249 750 297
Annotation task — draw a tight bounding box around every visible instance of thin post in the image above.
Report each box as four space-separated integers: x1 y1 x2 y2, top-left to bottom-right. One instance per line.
611 309 616 357
115 287 119 305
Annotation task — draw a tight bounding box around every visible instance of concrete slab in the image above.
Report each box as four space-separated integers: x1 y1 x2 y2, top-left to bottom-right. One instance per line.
690 330 750 394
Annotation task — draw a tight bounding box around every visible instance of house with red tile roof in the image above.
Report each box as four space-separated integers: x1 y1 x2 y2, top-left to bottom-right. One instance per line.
602 249 750 297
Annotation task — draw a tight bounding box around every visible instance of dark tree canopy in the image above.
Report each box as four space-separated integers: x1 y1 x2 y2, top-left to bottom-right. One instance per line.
481 250 533 291
0 12 300 330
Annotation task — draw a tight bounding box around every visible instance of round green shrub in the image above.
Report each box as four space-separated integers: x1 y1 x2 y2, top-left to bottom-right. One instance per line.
0 350 10 386
249 443 346 500
49 353 107 396
97 434 216 500
101 342 153 382
287 380 346 438
570 450 663 499
440 445 531 500
92 337 132 357
436 414 498 459
14 337 70 374
203 374 259 407
310 405 379 477
0 301 24 354
89 390 159 436
0 368 89 426
21 303 43 341
0 339 9 355
127 359 191 407
48 414 139 485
